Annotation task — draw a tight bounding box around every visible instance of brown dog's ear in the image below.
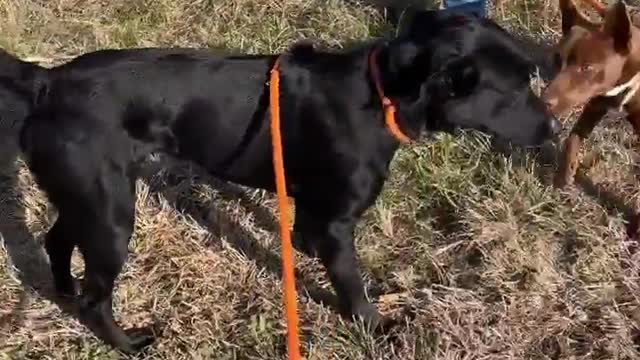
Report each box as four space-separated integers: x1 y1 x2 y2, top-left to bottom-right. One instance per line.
604 0 632 54
555 25 590 65
560 0 600 35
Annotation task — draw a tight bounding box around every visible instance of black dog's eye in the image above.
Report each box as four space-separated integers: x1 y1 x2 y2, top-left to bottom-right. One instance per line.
441 79 460 98
553 53 563 70
434 57 478 99
449 70 478 98
567 51 577 66
444 77 456 97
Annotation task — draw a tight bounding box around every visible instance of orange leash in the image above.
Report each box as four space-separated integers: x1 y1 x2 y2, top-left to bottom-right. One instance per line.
269 58 302 360
580 0 606 15
368 48 412 144
267 47 409 358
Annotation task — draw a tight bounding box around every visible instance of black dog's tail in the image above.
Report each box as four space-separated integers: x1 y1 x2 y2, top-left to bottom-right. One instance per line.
0 49 48 167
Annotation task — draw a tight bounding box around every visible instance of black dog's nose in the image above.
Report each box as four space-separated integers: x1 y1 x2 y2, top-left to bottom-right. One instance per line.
548 117 562 137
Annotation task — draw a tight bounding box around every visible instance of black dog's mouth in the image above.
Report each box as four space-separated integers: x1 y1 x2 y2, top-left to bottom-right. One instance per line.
428 119 557 154
489 132 560 161
489 135 519 155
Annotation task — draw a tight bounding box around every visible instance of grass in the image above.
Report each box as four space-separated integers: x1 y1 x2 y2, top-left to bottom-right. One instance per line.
1 0 640 359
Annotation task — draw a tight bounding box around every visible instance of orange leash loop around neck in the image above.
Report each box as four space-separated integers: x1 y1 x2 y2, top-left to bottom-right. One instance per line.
368 47 412 144
269 57 302 360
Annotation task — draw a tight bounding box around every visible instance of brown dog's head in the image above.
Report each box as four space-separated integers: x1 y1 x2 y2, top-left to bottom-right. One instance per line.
543 0 637 117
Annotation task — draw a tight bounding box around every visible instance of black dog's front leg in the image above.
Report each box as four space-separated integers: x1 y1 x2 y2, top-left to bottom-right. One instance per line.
321 220 379 323
300 214 382 328
292 207 318 258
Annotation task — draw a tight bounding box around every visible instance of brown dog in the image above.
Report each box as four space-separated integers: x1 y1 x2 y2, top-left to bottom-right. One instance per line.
543 0 640 235
544 0 640 186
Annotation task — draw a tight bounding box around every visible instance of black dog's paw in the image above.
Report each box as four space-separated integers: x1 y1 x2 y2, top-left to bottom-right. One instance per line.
350 301 407 336
292 231 317 258
55 277 81 300
348 302 388 332
122 326 156 354
373 315 402 335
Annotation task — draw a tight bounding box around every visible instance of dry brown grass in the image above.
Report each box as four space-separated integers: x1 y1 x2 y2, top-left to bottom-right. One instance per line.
1 0 640 359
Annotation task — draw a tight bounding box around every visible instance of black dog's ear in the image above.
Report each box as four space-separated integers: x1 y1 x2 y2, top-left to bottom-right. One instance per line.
384 41 432 93
386 42 421 75
396 9 442 38
435 57 479 98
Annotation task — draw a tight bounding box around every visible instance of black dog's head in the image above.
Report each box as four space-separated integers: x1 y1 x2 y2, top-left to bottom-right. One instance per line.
384 11 560 147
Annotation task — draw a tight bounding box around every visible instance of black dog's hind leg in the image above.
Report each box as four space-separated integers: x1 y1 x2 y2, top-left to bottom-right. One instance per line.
23 111 154 353
45 215 79 297
74 173 154 354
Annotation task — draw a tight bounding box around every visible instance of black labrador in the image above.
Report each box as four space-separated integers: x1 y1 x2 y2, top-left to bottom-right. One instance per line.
8 11 560 353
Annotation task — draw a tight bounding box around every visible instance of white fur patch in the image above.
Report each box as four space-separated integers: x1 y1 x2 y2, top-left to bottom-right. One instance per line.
605 72 640 110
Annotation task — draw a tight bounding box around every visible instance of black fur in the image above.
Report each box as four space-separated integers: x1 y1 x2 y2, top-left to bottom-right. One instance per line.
4 12 560 353
370 1 561 80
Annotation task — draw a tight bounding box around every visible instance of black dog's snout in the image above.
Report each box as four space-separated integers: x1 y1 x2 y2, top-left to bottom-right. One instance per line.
548 117 562 137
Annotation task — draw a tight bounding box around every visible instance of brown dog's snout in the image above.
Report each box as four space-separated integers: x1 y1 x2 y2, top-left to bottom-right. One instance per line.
544 97 558 111
542 92 569 119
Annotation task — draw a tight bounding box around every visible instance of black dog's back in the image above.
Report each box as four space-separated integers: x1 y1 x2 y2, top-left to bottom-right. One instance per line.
24 49 282 187
21 44 381 191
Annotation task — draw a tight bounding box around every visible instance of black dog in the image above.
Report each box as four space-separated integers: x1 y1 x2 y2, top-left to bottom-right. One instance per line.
9 11 559 353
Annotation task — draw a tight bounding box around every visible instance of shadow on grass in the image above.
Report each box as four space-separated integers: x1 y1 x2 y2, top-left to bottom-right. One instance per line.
0 150 141 354
573 170 636 222
507 134 636 230
0 147 81 340
0 152 347 350
140 157 341 313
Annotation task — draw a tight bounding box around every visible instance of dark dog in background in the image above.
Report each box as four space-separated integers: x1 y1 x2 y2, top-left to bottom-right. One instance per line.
367 0 441 26
3 10 560 354
366 0 562 80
